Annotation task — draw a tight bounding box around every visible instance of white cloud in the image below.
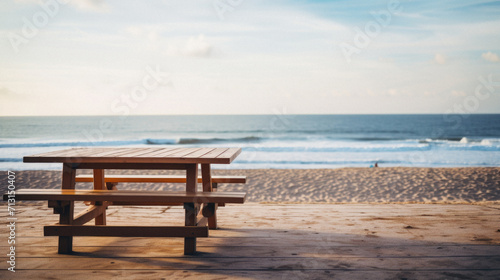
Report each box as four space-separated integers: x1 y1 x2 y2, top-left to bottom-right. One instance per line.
481 51 499 63
166 35 213 58
0 87 14 97
451 90 466 97
387 89 399 96
13 0 108 12
434 53 446 64
70 0 108 12
184 35 212 57
3 1 500 115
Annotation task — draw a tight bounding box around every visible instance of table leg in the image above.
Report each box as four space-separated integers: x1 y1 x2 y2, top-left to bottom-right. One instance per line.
184 203 197 255
184 164 198 255
93 169 106 225
201 164 217 229
59 163 75 254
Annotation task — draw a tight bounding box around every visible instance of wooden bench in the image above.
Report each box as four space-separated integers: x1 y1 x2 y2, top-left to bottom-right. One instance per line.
75 174 246 184
75 174 246 191
75 174 246 226
4 189 246 255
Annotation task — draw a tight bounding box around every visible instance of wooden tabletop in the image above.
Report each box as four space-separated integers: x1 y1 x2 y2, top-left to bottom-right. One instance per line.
23 147 242 164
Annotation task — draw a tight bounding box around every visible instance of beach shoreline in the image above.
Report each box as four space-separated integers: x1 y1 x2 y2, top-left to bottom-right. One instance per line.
3 167 499 204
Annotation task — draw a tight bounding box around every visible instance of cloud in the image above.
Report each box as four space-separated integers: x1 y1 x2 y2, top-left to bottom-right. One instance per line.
184 35 212 57
14 0 108 12
387 89 399 96
434 53 446 64
481 51 499 62
70 0 108 12
0 87 14 97
451 90 466 97
166 35 213 58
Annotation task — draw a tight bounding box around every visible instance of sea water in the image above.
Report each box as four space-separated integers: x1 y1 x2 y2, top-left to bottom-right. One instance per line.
1 114 500 170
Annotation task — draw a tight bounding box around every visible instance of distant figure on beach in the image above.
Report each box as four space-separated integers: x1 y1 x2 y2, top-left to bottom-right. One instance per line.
375 162 378 167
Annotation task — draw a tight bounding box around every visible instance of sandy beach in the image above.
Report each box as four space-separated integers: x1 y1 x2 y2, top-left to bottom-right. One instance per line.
4 167 500 204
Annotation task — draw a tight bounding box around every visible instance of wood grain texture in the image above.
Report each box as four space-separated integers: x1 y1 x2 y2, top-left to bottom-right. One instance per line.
93 169 106 225
59 163 76 253
75 174 246 184
6 189 246 204
44 225 208 237
73 205 107 226
24 147 242 164
1 203 499 279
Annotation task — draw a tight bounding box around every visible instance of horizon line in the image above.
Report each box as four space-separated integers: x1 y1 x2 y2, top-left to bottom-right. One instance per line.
1 113 500 117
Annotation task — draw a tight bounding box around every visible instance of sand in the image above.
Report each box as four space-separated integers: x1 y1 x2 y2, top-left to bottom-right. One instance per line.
3 167 500 203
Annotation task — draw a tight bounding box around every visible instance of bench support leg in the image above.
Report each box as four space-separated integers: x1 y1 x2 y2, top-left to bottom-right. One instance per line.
93 169 107 225
59 163 76 253
201 164 218 229
184 202 198 255
184 164 198 255
208 182 218 229
58 201 74 254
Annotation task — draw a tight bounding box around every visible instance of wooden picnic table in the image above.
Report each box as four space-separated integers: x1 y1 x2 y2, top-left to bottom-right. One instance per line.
20 147 245 255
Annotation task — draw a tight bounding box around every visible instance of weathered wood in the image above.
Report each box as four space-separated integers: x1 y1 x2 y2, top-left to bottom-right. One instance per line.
1 203 500 280
213 182 225 207
185 164 198 193
196 216 208 227
145 147 191 158
109 201 184 206
202 203 216 218
215 147 242 162
48 200 71 214
93 169 106 226
182 148 218 158
184 203 198 255
105 182 118 190
44 225 208 237
201 164 212 192
74 162 191 170
10 189 246 204
23 147 241 164
74 175 242 209
62 163 76 191
92 169 105 190
201 164 217 229
59 163 76 254
18 147 246 257
75 174 246 184
73 205 107 226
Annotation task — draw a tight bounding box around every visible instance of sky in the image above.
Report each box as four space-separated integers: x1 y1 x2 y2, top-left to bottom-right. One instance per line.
0 0 500 116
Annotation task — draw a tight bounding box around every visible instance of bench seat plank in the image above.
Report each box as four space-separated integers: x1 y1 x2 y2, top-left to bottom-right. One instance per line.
75 174 246 184
44 225 208 237
8 189 246 204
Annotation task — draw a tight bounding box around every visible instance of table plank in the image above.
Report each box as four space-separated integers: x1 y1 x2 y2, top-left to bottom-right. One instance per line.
24 147 242 164
114 148 165 158
145 148 191 158
98 148 151 158
82 148 135 157
25 148 85 158
182 148 217 158
44 225 208 238
167 148 204 158
9 189 246 204
217 147 242 162
200 148 229 159
134 148 181 157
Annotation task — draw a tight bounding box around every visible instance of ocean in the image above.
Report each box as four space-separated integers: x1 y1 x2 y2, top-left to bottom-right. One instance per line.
1 114 500 170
